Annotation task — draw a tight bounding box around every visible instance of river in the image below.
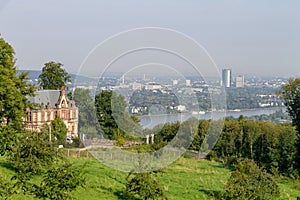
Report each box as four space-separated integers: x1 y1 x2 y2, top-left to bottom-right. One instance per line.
138 107 284 128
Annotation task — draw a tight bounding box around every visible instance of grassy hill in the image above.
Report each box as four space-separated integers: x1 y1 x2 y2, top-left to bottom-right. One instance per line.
1 156 300 199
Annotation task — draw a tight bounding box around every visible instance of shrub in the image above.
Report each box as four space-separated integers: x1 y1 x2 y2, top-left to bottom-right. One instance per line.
35 162 86 200
125 171 167 200
11 128 60 174
219 159 280 200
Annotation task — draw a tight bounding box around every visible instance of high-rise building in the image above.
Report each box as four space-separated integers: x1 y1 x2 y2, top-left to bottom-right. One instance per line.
222 69 232 88
235 75 244 88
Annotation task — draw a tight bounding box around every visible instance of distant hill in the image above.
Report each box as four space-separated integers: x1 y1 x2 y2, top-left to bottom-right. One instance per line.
17 70 98 87
17 70 41 81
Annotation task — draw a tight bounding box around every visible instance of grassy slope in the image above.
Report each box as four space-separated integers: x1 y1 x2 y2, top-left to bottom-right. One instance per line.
1 156 300 199
72 157 231 200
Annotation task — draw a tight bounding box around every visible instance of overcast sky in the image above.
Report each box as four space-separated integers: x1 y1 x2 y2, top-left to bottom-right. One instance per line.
0 0 299 78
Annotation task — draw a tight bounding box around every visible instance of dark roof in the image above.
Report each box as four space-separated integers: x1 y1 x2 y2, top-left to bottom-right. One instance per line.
27 90 61 108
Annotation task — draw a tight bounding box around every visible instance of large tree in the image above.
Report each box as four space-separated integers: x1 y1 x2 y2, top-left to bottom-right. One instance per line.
281 78 300 173
73 88 98 137
0 37 35 126
95 90 142 139
38 61 71 90
281 78 300 132
95 91 118 138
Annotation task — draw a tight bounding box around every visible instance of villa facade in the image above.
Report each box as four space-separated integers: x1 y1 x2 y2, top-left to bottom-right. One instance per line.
25 87 78 137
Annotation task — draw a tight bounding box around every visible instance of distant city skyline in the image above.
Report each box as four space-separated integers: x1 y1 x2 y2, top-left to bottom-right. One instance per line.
0 0 299 78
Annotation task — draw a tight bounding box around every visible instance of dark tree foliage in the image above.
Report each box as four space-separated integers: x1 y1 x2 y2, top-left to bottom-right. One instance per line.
219 159 280 200
146 122 180 151
95 91 121 138
73 88 99 138
215 119 242 158
190 120 210 152
253 122 297 176
277 124 298 176
95 90 142 140
38 61 71 90
163 118 299 176
156 122 180 143
0 37 35 126
253 122 280 172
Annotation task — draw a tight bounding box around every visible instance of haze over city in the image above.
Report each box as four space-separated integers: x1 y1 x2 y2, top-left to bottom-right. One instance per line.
0 0 300 77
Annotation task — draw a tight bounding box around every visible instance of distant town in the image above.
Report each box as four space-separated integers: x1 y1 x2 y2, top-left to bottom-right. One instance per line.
22 69 288 115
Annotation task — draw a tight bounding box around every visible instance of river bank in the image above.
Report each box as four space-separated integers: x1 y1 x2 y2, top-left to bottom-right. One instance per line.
138 107 284 128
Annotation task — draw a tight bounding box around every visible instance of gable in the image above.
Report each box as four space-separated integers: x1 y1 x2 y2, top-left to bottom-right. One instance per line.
57 93 69 108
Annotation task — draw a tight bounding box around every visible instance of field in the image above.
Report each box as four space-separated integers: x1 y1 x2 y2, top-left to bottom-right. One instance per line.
1 156 300 199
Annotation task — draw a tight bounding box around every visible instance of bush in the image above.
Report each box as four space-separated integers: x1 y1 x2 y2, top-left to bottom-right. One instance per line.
35 162 86 200
125 171 167 200
11 128 60 174
6 126 86 199
115 136 126 147
219 159 280 200
206 150 218 161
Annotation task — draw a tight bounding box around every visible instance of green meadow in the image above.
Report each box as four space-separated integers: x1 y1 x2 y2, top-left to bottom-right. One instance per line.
1 156 300 199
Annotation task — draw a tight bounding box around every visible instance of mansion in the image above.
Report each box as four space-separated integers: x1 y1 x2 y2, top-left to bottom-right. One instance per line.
26 87 78 137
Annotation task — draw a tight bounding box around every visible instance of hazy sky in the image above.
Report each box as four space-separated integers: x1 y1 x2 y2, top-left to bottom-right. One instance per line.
0 0 299 77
